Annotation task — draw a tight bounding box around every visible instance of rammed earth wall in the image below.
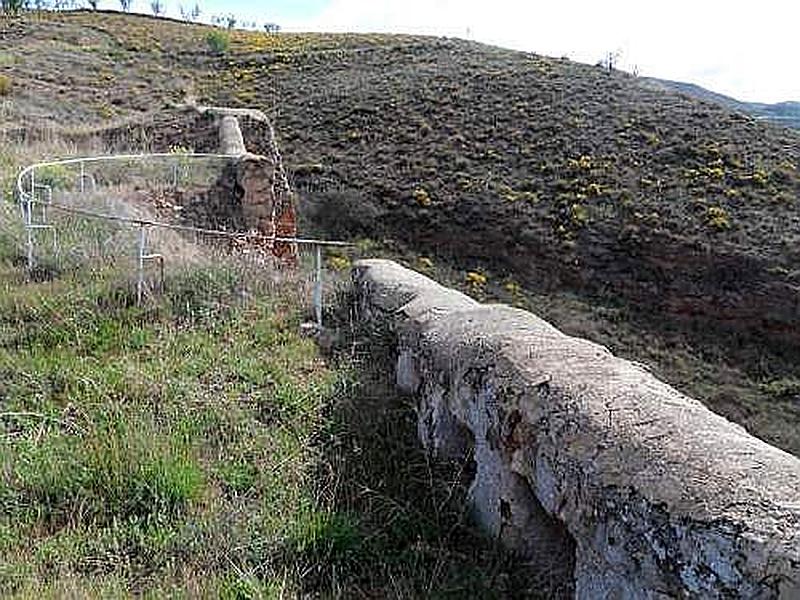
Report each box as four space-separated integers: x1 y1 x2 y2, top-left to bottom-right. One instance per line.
352 258 800 599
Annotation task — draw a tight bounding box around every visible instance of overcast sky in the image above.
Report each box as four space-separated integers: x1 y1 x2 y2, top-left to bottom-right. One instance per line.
107 0 799 103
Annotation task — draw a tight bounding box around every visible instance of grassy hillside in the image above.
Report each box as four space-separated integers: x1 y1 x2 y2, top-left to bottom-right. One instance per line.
4 13 799 297
1 14 799 463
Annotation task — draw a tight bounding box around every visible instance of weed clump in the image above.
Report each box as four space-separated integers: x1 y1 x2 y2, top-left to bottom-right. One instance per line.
417 256 434 271
570 203 590 226
568 155 593 170
705 205 731 230
465 270 487 287
752 168 769 186
413 187 431 207
35 164 72 189
504 279 522 295
327 254 351 271
206 30 230 55
10 416 204 525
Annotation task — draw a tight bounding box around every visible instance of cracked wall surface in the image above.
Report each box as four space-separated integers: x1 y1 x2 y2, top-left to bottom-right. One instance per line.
352 258 800 599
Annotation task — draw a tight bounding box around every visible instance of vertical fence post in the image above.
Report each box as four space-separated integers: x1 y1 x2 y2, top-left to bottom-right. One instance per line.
26 167 35 272
80 160 85 194
313 244 323 327
137 224 147 306
40 186 50 224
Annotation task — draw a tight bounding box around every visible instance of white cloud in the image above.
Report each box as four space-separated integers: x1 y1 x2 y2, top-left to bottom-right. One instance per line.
296 0 799 103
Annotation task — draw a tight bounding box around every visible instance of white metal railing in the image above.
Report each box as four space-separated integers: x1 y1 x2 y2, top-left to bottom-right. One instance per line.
15 153 349 326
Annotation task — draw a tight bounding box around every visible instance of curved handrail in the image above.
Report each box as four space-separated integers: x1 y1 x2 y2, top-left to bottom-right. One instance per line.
16 152 236 201
15 152 351 323
22 198 351 247
16 152 348 247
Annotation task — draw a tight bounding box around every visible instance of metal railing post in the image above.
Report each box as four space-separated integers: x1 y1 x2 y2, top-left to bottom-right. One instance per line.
17 177 26 222
34 184 51 224
137 224 147 305
26 167 35 272
29 167 34 216
313 244 323 327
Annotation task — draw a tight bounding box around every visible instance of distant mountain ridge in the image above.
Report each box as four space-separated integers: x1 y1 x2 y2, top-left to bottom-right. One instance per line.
641 78 800 129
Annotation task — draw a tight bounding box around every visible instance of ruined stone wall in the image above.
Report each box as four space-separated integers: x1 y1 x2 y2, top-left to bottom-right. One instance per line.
353 258 800 599
200 106 297 252
100 106 298 259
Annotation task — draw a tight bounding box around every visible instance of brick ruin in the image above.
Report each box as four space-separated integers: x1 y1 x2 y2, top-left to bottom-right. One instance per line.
207 107 298 263
101 105 299 262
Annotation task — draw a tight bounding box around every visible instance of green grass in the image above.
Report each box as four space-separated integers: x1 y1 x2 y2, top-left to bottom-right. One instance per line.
0 209 561 597
0 237 338 596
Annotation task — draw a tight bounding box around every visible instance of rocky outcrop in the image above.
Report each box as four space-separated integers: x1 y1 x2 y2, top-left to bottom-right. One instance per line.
353 258 800 599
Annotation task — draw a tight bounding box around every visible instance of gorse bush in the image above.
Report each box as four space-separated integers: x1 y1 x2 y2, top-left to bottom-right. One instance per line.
206 29 230 55
705 205 731 230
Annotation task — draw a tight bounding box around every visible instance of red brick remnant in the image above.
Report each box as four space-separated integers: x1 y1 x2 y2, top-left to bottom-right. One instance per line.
233 153 298 265
100 105 300 264
220 111 297 264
